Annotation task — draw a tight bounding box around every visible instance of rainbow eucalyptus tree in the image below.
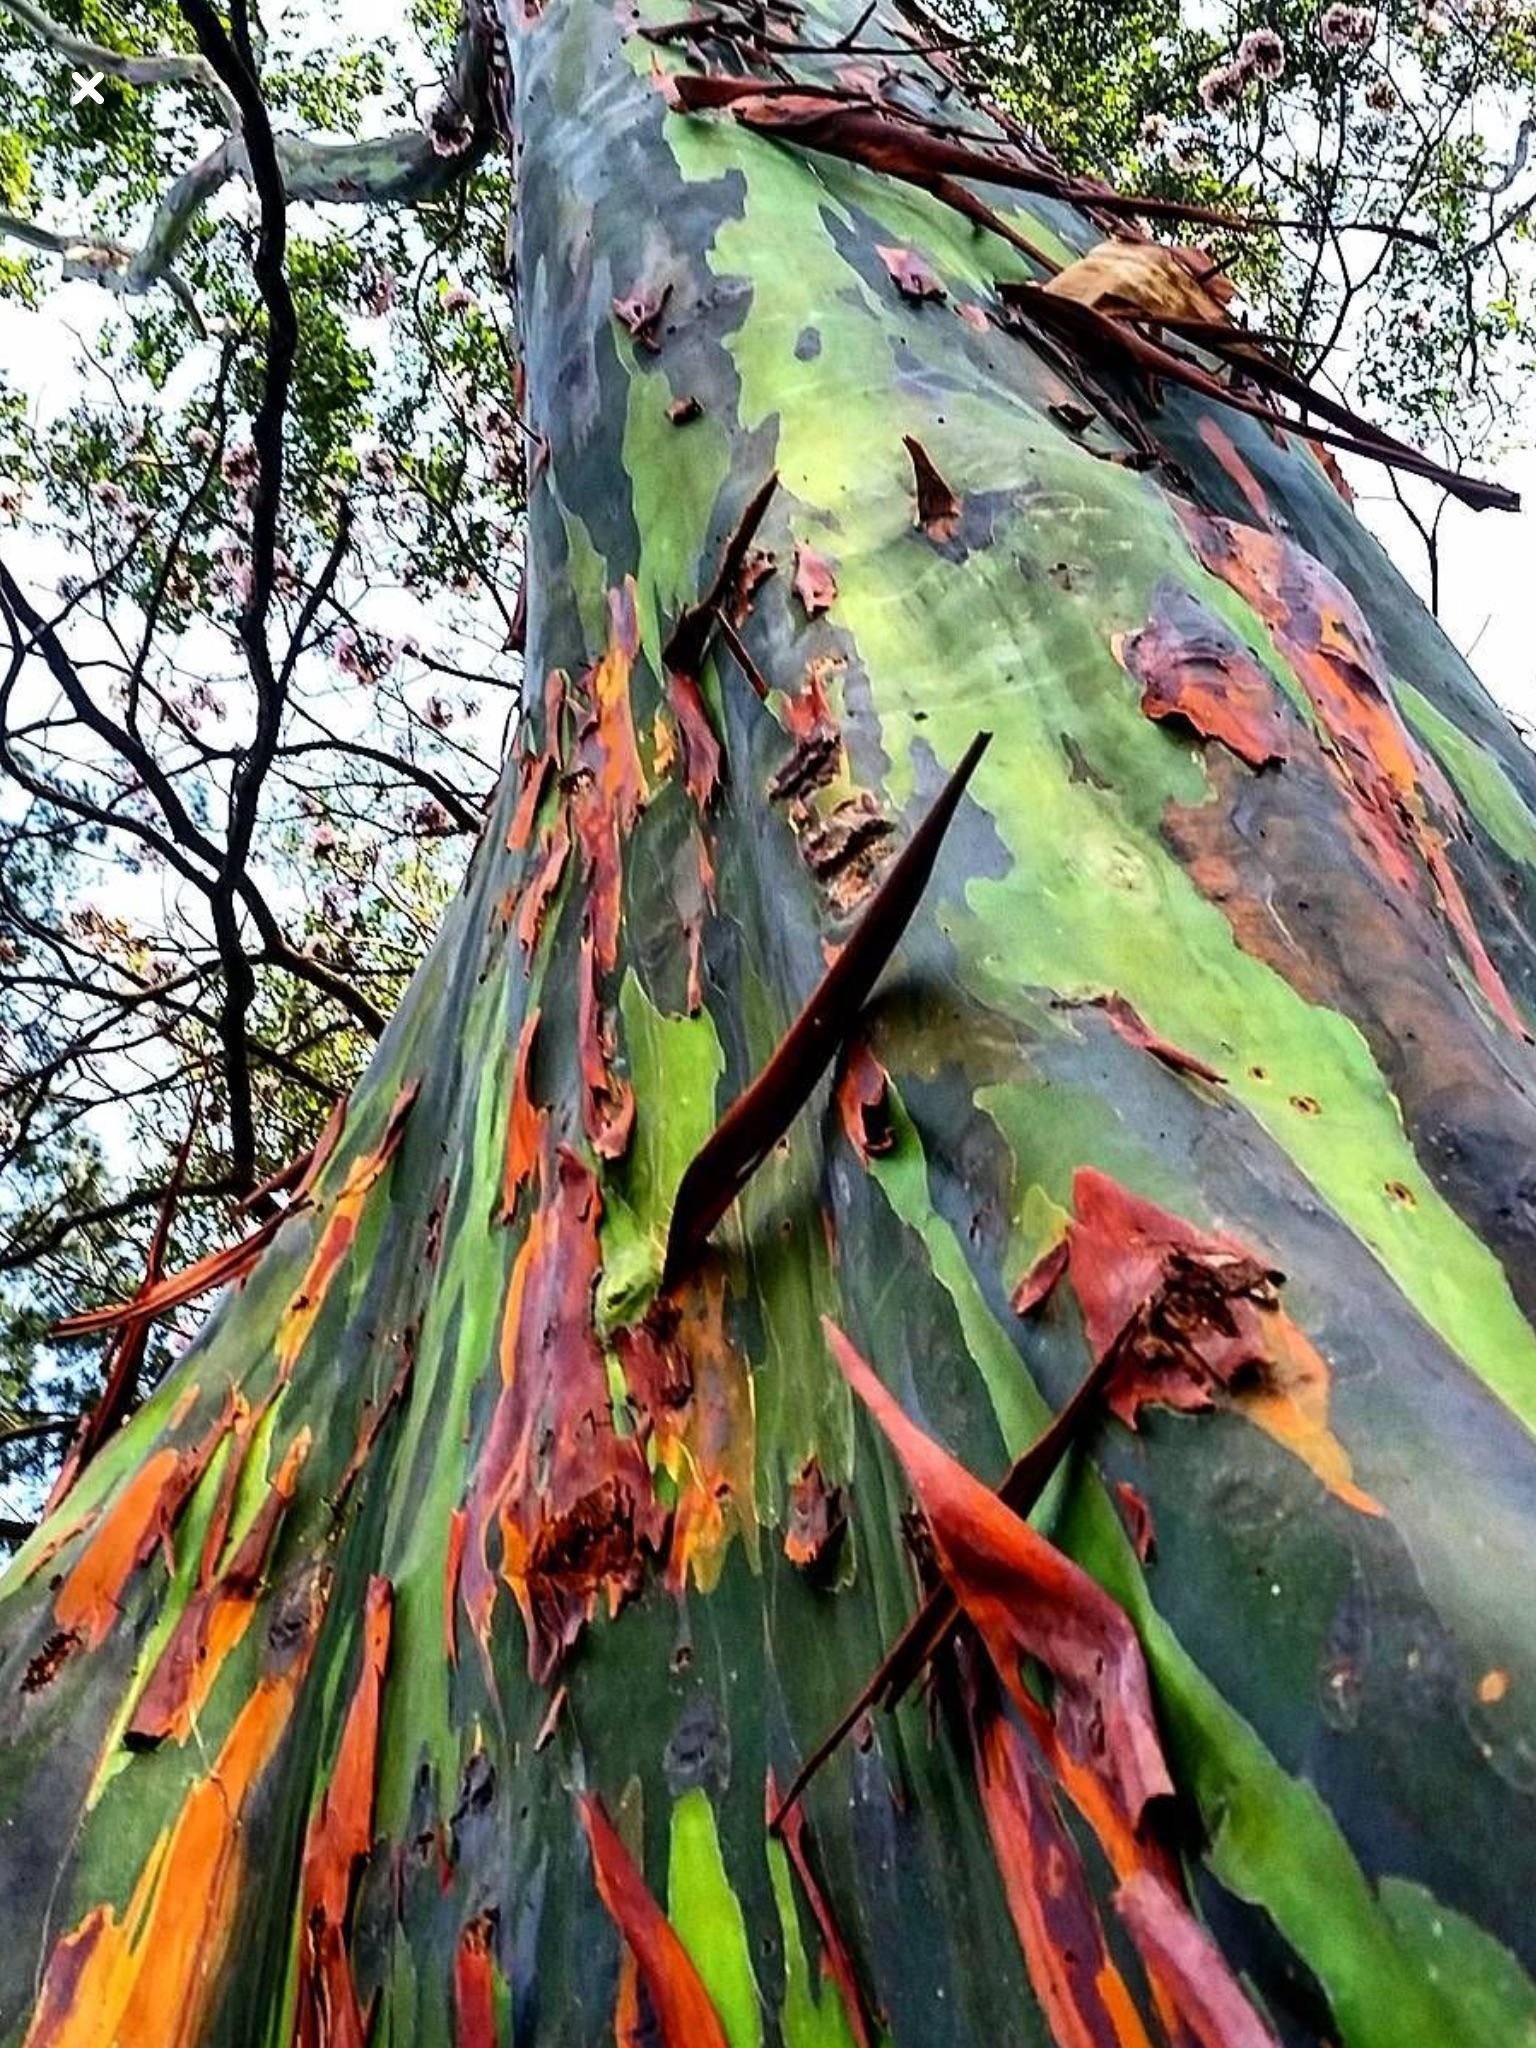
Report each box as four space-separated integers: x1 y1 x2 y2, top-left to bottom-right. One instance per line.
5 0 1536 2043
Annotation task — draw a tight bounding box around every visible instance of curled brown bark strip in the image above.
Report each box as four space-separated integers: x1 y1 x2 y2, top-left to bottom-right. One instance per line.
662 731 989 1285
1004 282 1518 513
664 74 1252 233
663 469 779 681
768 1338 1117 1832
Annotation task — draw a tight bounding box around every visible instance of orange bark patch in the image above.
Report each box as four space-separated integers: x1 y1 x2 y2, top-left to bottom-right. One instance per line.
572 578 649 975
444 1507 468 1667
461 1149 665 1681
783 1457 846 1572
1068 1168 1379 1513
500 1007 545 1220
655 1268 756 1596
293 1577 393 2048
578 1793 730 2048
126 1429 311 1748
52 1400 237 1652
515 808 571 958
506 745 552 853
1181 506 1529 1036
276 1080 419 1378
454 1913 502 2048
974 1707 1155 2048
53 1207 288 1339
1116 587 1288 771
25 1574 326 2048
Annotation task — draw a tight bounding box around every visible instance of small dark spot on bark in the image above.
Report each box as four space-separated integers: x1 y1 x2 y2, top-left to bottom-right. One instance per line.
795 326 822 360
22 1628 79 1693
1061 732 1111 789
668 394 703 425
664 1692 732 1797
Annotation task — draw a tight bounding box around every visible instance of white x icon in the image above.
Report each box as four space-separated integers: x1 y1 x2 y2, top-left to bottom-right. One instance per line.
69 70 103 106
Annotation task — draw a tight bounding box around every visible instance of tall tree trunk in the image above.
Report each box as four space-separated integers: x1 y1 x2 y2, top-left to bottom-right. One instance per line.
6 2 1536 2042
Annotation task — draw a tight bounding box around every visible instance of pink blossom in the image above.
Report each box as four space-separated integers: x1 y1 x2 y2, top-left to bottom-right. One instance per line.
425 694 453 729
187 425 216 458
313 823 337 857
412 799 450 833
1139 113 1172 148
221 442 259 489
0 479 26 519
1237 27 1286 80
1320 5 1376 49
1365 76 1398 111
91 478 130 514
363 446 397 485
1198 60 1249 113
214 541 254 603
442 282 477 316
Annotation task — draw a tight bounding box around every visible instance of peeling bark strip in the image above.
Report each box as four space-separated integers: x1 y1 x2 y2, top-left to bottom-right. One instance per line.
825 1321 1172 1839
663 731 988 1282
500 1005 544 1219
1113 1873 1280 2048
1060 992 1227 1085
772 1343 1117 1828
972 1701 1154 2048
1019 1168 1380 1515
903 434 961 541
292 1577 393 2048
577 1794 731 2048
662 469 778 682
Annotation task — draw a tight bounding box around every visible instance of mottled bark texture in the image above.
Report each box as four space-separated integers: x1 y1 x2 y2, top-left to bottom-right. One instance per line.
6 0 1536 2042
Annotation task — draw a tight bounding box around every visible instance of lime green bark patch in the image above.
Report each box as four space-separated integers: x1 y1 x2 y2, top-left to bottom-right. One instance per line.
668 1786 763 2048
1399 678 1536 872
767 1837 863 2048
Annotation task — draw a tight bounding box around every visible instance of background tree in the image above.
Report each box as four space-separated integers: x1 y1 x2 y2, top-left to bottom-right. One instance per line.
1 3 1536 2042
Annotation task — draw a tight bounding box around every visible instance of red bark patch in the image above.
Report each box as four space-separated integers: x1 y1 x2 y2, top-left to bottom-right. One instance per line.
1113 1482 1157 1563
1011 1236 1070 1317
792 542 838 618
783 1457 847 1572
292 1577 393 2048
578 1794 730 2048
1059 1168 1380 1514
835 1039 894 1161
902 434 961 542
973 1703 1154 2048
1114 1871 1279 2048
1117 587 1288 771
500 1008 544 1221
666 669 722 808
52 1208 288 1340
877 244 945 301
579 926 636 1163
1064 992 1227 1084
462 1150 665 1681
826 1318 1173 1858
768 1771 876 2048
